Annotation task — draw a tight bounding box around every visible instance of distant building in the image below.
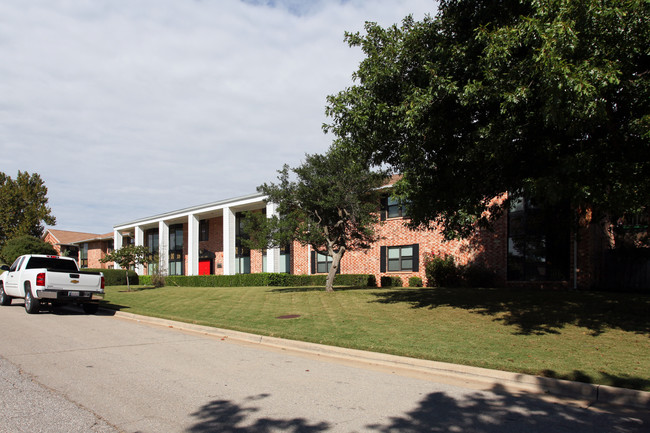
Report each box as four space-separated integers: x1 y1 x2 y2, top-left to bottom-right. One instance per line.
43 229 115 269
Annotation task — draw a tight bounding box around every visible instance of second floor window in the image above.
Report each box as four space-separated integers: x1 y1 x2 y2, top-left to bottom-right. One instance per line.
199 219 209 242
381 196 409 220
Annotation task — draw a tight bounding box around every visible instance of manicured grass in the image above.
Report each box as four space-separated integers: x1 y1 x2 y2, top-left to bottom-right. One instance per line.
101 285 650 391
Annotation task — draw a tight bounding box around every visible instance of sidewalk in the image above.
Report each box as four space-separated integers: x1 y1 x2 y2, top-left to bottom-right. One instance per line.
113 310 650 410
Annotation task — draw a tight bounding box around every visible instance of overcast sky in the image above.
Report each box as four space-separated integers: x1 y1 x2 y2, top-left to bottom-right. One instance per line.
0 0 436 234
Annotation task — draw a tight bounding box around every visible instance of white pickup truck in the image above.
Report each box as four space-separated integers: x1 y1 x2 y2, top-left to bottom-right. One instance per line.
0 254 104 314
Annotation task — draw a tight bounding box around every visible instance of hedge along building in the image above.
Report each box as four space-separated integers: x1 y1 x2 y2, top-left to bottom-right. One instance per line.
112 185 611 288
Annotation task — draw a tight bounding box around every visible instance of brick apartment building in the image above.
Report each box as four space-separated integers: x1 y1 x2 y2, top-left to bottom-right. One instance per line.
110 188 610 289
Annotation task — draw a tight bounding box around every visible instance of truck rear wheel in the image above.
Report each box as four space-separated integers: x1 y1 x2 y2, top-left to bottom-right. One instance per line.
24 286 40 314
0 283 12 306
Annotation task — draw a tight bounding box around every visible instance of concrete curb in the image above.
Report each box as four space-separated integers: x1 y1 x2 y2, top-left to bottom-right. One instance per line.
112 311 649 409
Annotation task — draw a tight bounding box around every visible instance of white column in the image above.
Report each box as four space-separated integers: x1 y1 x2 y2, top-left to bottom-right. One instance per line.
266 201 280 273
134 226 144 275
223 207 236 275
159 221 169 276
113 230 123 269
188 214 199 276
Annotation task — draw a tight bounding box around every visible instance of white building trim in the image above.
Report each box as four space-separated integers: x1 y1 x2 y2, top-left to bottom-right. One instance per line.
113 230 123 269
188 214 199 276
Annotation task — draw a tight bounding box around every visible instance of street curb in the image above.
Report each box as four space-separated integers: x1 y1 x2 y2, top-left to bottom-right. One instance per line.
111 310 649 409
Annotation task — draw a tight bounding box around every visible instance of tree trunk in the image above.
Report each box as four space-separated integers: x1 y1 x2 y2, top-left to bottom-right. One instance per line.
325 248 345 292
125 269 131 292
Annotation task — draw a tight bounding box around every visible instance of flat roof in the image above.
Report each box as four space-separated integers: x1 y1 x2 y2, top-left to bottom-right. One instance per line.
113 192 266 229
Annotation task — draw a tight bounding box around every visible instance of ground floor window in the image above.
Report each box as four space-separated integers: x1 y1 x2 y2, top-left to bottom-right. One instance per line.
311 251 338 274
507 196 570 281
61 245 79 261
169 259 182 276
146 229 159 275
380 244 419 272
236 253 250 274
263 245 291 273
316 252 331 274
235 213 251 274
80 243 88 268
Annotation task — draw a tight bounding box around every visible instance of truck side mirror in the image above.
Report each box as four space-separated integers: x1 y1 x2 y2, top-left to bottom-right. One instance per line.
0 265 9 271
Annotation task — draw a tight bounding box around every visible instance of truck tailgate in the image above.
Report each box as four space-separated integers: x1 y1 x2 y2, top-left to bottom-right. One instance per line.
43 269 103 293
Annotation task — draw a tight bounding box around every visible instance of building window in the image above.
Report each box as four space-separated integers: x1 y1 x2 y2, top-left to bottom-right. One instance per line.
381 196 409 220
146 229 159 275
169 224 184 276
235 213 250 274
507 196 570 281
311 251 341 274
199 219 209 242
80 243 88 268
317 252 332 274
61 245 79 260
263 244 291 273
311 251 338 274
380 244 419 272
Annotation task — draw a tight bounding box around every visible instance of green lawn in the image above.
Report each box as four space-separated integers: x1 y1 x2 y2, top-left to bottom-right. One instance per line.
101 285 650 391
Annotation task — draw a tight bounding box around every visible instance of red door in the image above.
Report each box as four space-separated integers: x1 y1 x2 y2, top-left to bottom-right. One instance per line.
199 259 211 275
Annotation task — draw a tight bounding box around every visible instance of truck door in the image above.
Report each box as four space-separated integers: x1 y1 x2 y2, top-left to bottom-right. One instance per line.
3 256 25 295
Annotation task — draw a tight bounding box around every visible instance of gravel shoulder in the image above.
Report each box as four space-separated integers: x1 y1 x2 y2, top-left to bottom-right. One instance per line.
0 356 119 433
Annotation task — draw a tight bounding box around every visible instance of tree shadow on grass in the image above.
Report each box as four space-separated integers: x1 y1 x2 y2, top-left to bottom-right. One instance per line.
372 287 650 336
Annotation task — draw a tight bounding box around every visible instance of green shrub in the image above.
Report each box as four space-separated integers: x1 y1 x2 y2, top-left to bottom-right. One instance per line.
139 274 166 287
424 253 498 288
0 235 57 264
86 268 138 286
408 276 423 287
380 276 403 287
151 271 166 288
425 254 462 287
463 264 498 288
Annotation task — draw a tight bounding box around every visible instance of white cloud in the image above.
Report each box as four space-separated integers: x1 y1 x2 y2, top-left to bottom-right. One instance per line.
0 0 436 233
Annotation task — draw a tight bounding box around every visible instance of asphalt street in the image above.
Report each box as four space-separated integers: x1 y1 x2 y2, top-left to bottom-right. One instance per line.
0 303 647 433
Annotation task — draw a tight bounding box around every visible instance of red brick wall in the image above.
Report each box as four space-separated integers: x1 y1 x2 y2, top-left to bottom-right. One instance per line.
292 243 310 275
337 217 474 287
87 241 101 268
43 232 61 255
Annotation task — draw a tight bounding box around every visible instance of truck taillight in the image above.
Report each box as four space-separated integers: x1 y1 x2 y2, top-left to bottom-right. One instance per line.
101 276 105 290
36 273 46 287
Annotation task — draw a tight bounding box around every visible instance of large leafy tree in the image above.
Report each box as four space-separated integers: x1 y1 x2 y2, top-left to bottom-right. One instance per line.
249 148 388 292
0 235 57 265
325 0 650 238
0 171 56 250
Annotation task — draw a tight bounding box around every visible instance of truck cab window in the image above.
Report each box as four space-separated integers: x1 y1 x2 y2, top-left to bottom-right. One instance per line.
9 257 24 272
